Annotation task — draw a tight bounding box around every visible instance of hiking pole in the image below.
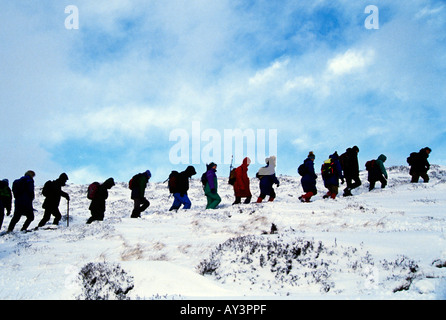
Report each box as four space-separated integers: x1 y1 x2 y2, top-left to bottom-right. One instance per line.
66 200 69 227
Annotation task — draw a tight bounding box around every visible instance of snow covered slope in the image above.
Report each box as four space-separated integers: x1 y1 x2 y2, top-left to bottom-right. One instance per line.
0 165 445 299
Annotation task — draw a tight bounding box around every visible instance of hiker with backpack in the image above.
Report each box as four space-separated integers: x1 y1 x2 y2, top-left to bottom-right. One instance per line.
232 157 252 205
407 147 431 183
340 146 361 197
0 179 12 230
321 152 344 199
7 170 36 232
203 162 221 209
87 178 115 224
129 170 151 218
168 166 197 211
298 151 317 203
256 156 279 203
37 173 70 228
366 154 388 191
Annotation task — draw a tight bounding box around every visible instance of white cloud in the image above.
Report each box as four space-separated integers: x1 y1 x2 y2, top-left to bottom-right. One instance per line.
48 104 184 145
248 59 289 86
327 49 375 76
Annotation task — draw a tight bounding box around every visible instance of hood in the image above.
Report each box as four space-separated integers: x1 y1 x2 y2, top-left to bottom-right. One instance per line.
258 156 276 176
329 152 339 161
185 166 197 177
377 154 387 162
103 178 115 189
242 157 251 167
265 156 276 167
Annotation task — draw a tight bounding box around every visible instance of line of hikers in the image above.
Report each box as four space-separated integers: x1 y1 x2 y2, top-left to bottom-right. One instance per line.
0 147 432 232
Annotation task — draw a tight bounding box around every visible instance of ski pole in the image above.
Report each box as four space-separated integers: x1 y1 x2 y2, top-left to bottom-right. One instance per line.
67 200 70 227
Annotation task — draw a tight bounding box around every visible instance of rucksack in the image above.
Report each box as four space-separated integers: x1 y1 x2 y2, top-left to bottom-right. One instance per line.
339 152 349 171
201 172 208 187
167 171 180 193
321 159 335 178
128 173 141 190
228 168 236 185
365 160 376 171
42 180 54 197
12 178 26 198
87 182 100 200
406 152 418 166
298 163 307 176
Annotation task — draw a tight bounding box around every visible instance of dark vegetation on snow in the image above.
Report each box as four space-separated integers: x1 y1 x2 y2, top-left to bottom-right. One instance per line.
77 262 134 300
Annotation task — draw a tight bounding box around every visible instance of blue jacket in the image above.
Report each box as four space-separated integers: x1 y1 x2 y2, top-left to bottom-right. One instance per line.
301 158 317 192
258 173 279 196
14 175 35 212
323 153 344 187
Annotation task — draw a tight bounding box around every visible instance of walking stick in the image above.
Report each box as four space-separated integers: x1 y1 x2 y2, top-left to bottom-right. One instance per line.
67 200 70 227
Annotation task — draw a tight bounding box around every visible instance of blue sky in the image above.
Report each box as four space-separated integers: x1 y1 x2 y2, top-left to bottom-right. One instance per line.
1 0 445 185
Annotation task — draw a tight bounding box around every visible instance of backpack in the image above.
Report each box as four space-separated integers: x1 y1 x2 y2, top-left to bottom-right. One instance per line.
339 152 349 171
12 178 26 198
228 168 236 185
42 180 54 197
87 182 100 200
167 171 180 193
321 159 335 178
298 163 307 176
406 152 418 166
365 160 376 171
201 172 208 187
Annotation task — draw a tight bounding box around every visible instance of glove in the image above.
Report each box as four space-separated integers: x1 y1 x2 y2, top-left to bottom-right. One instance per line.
211 188 217 194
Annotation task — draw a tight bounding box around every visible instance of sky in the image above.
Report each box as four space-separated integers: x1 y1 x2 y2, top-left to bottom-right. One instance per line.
1 0 445 186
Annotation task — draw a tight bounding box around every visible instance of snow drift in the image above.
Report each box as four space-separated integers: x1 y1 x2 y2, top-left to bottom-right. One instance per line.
0 165 445 299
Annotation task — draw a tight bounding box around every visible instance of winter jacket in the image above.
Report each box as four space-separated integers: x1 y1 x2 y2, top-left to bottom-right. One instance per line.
340 148 360 178
131 173 150 200
301 158 317 193
408 148 430 174
257 156 279 196
323 153 344 187
89 178 115 212
368 154 388 181
176 166 197 195
233 157 252 198
13 175 35 212
42 178 69 209
0 180 12 213
205 165 218 193
376 154 388 179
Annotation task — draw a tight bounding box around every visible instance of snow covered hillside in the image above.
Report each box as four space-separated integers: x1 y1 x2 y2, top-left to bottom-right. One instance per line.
1 165 446 300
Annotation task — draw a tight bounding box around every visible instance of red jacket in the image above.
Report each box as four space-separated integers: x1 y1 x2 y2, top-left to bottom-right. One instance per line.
233 157 252 197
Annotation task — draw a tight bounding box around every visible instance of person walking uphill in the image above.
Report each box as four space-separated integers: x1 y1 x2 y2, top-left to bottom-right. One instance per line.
8 170 36 232
169 166 196 211
232 157 252 205
407 147 431 183
37 173 70 228
204 163 221 209
366 154 388 191
130 170 151 218
322 152 344 200
0 179 12 230
298 152 317 203
256 156 279 203
340 146 361 197
87 178 115 224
